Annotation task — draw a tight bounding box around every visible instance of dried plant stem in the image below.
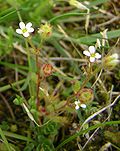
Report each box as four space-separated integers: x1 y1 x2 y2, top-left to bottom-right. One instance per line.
57 25 82 57
96 16 120 28
82 111 113 150
92 69 103 88
0 93 15 120
77 64 102 93
44 57 86 62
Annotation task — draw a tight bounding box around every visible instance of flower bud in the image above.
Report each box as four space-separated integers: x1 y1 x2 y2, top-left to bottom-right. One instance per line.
38 23 52 39
76 88 94 104
103 53 119 70
100 29 108 47
95 38 101 49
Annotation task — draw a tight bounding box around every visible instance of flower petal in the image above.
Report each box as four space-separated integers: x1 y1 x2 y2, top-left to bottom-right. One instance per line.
26 22 32 29
112 53 119 59
28 27 34 33
89 46 96 54
23 32 30 37
19 22 25 29
90 57 95 62
95 53 101 59
80 104 86 109
75 100 80 105
75 101 78 105
16 29 22 34
75 105 79 110
83 50 90 56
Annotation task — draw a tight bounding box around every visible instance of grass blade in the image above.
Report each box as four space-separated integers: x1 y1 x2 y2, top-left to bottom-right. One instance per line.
56 120 120 150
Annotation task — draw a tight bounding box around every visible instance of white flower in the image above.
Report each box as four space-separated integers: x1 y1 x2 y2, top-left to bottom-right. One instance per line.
16 22 34 37
75 100 86 110
83 46 101 62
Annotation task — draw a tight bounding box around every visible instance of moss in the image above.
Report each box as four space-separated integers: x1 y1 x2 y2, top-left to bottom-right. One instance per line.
104 131 120 146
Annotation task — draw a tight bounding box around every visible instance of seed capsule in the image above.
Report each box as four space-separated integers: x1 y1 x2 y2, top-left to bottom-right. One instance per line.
42 64 53 77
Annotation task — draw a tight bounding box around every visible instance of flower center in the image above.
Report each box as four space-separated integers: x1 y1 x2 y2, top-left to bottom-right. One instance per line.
91 53 95 57
22 28 27 33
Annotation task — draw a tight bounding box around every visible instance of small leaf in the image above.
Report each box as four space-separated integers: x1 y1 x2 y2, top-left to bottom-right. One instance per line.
24 143 34 151
13 95 24 105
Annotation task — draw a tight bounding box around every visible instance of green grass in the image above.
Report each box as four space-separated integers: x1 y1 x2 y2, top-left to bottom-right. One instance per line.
0 0 120 150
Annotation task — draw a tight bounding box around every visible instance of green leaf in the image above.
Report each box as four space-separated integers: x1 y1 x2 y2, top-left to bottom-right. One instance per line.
89 0 110 7
0 79 26 92
24 143 34 151
0 7 17 23
52 29 120 45
42 143 54 151
13 95 24 105
75 29 120 45
3 131 33 142
43 122 58 135
0 127 12 151
37 136 55 151
49 12 88 24
0 61 28 72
